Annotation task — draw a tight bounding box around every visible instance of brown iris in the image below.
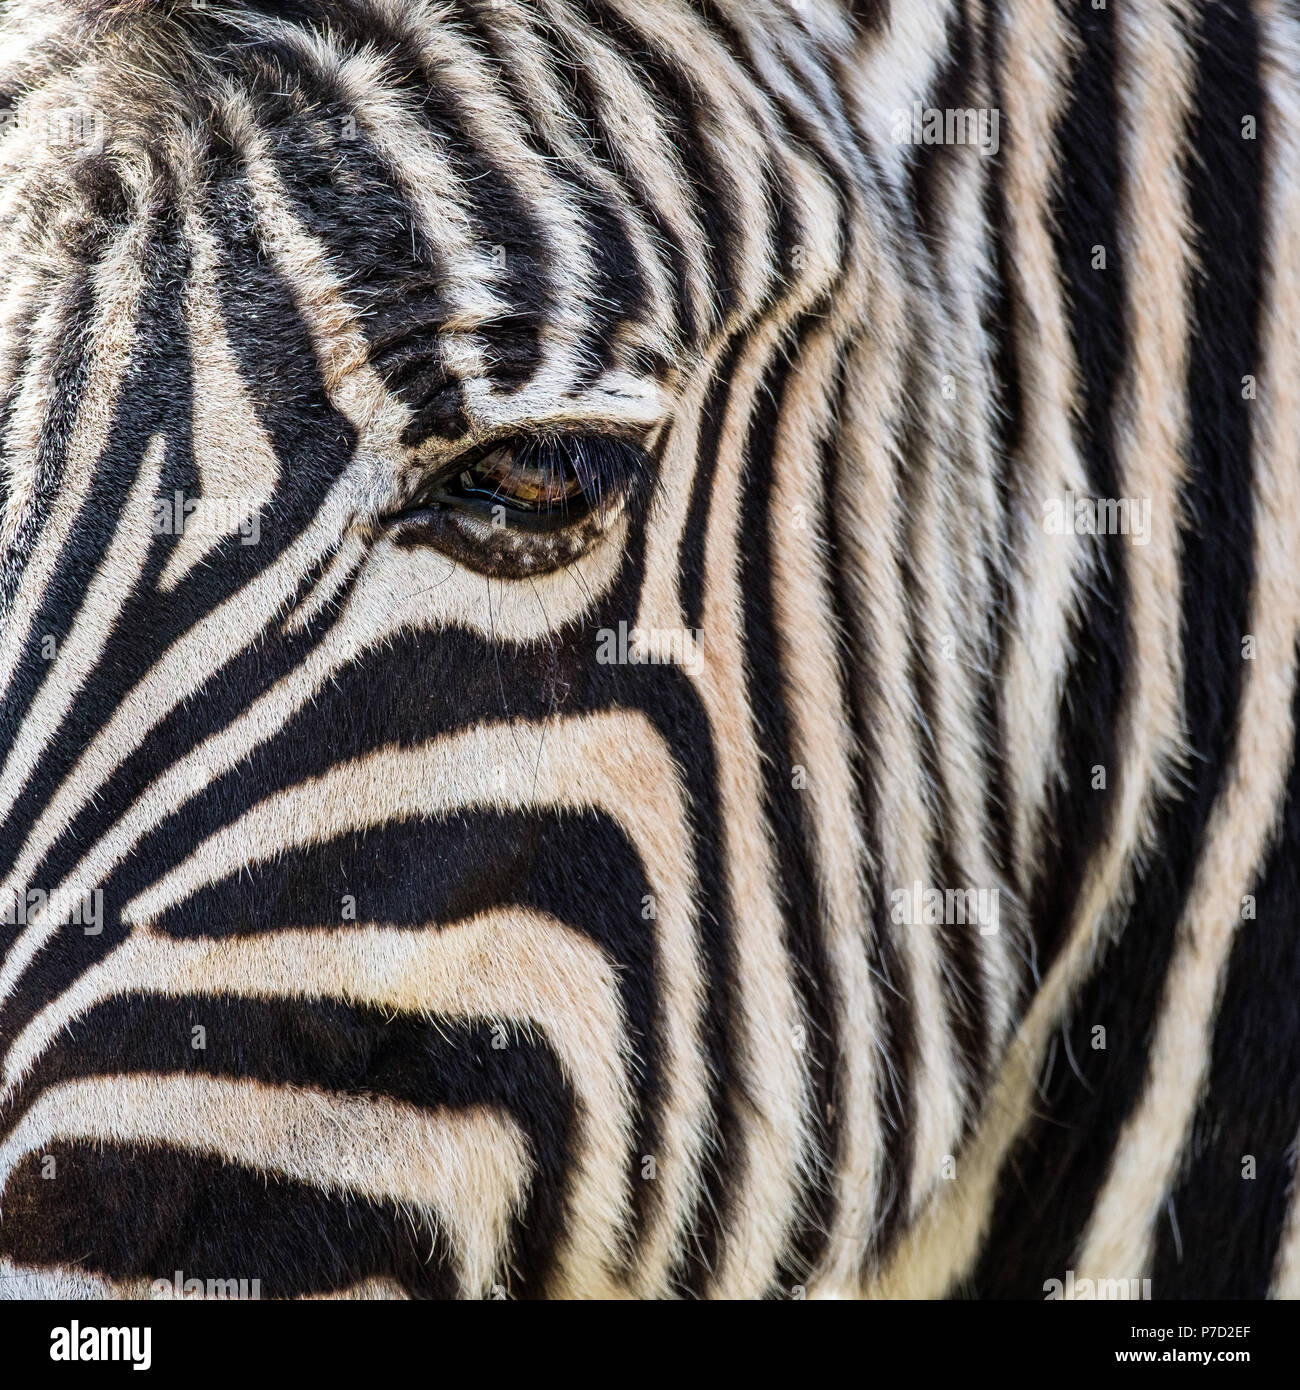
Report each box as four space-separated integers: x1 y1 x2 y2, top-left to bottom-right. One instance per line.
451 442 587 513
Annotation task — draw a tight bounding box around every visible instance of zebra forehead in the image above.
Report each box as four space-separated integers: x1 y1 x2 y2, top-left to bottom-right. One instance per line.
0 0 864 444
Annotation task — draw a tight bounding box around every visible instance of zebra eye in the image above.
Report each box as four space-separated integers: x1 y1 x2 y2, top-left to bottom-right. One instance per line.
379 432 645 574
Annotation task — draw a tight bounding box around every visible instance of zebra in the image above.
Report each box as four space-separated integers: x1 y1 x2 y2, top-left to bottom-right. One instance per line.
0 0 1296 1301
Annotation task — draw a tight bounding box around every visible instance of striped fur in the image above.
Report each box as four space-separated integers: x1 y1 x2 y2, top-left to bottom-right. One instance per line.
0 0 1296 1299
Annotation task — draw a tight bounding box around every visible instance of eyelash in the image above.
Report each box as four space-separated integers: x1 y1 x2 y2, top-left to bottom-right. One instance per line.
442 435 612 520
395 433 645 532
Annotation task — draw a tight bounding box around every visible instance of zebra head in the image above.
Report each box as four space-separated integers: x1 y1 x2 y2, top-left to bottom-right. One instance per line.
1 0 1294 1306
0 0 1019 1298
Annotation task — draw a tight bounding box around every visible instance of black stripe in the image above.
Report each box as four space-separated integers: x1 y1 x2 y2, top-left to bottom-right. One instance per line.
737 316 841 1290
679 337 744 634
0 560 355 940
904 4 1015 1049
908 0 975 245
0 203 190 798
454 0 665 360
557 39 700 347
215 65 470 441
0 149 135 645
1029 0 1130 976
438 3 661 381
1151 656 1300 1297
0 1142 462 1298
0 289 43 606
330 8 556 390
0 275 99 716
981 0 1025 887
219 0 555 396
693 0 864 337
845 0 891 31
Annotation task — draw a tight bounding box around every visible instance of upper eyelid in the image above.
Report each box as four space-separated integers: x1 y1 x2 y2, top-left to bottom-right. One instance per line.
383 431 651 522
410 416 655 463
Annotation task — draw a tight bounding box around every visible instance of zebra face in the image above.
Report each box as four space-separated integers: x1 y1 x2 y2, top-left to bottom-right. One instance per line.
1 0 1296 1316
29 0 1269 1304
0 0 908 1299
0 0 1295 1317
